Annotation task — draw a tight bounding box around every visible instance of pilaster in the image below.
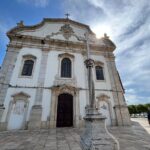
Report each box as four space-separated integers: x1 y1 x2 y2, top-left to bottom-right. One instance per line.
105 53 131 126
28 50 48 130
0 47 20 124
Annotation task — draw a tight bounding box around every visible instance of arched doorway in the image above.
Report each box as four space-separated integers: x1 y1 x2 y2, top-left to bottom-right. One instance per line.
56 93 73 127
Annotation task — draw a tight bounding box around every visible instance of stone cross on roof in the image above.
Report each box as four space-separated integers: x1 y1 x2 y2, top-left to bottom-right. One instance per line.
65 13 70 19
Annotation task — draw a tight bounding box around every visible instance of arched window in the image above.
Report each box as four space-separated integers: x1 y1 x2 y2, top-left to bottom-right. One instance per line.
95 66 104 80
21 60 34 76
61 58 71 78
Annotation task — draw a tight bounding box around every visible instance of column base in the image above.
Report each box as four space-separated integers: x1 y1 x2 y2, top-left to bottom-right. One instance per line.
0 105 5 131
114 105 131 126
28 105 42 130
0 122 7 131
80 108 119 150
0 104 5 120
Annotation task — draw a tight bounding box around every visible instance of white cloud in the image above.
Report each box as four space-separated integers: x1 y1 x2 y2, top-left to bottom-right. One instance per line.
63 0 150 104
17 0 49 7
125 94 150 105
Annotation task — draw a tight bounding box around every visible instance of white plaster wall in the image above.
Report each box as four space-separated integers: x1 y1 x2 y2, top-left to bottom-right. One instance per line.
2 87 36 122
4 44 116 125
41 89 51 121
43 50 115 121
44 50 87 88
19 22 87 42
74 53 86 88
44 51 59 87
10 47 42 87
79 90 87 118
91 54 111 90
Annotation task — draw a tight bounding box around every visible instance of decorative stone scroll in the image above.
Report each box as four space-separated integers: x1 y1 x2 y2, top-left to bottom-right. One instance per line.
46 23 75 40
51 84 78 96
59 24 74 40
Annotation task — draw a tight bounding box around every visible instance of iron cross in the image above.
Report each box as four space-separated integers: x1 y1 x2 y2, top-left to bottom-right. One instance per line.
65 13 70 19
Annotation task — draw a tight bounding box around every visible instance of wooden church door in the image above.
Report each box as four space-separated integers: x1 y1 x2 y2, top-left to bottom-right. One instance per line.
56 93 73 127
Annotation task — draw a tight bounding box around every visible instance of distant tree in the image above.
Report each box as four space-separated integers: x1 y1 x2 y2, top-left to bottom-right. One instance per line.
136 104 147 113
128 105 133 114
128 105 137 114
128 103 150 115
145 104 150 111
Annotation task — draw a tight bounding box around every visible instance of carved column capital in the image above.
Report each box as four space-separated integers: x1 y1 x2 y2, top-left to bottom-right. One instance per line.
84 59 95 68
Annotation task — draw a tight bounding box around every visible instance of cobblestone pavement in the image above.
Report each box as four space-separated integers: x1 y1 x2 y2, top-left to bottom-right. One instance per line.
0 128 82 150
131 118 150 134
0 120 150 150
110 119 150 150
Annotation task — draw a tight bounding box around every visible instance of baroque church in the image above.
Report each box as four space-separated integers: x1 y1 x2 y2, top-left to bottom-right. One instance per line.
0 17 131 130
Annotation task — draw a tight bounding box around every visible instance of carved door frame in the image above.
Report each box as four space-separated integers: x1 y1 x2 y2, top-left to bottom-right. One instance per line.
49 85 80 128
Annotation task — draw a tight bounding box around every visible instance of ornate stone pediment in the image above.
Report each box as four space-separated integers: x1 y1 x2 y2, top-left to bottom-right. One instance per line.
58 53 74 58
23 54 36 60
11 92 30 101
96 94 110 101
59 24 74 40
94 61 104 66
54 77 76 87
46 23 75 40
51 84 78 95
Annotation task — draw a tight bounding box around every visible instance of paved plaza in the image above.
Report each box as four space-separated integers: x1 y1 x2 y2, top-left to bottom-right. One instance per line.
0 118 150 150
131 118 150 134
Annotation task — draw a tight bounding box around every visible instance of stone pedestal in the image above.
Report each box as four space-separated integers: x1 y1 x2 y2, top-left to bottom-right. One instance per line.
28 105 42 130
0 104 5 131
0 104 5 119
80 108 119 150
114 105 131 126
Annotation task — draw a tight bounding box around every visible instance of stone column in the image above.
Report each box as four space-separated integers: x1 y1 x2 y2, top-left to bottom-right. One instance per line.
105 53 131 126
49 90 57 128
81 109 119 150
0 46 20 130
74 89 80 128
28 50 48 130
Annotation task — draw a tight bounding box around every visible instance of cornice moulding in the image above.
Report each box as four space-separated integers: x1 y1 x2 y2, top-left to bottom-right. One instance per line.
7 18 95 36
8 34 115 52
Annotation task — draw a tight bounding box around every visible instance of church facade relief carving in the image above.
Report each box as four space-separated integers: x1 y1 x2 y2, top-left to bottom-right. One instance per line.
46 23 75 40
6 92 30 130
96 94 114 126
59 24 74 40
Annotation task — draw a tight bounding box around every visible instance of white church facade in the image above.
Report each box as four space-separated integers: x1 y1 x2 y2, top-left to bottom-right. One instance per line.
0 18 131 130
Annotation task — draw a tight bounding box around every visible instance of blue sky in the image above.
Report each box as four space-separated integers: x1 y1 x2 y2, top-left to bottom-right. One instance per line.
0 0 150 105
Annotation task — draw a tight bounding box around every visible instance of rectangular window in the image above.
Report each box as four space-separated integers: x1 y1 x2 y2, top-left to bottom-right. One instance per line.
21 60 34 76
96 66 104 80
